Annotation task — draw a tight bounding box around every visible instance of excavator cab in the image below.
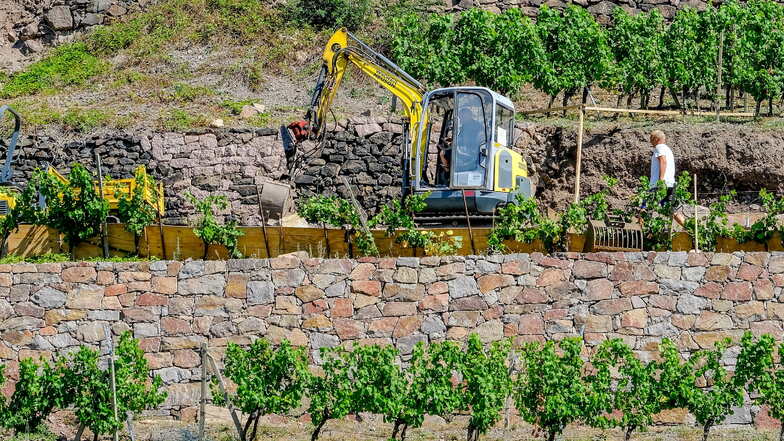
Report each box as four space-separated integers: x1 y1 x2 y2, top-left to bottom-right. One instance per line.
287 28 535 219
411 87 532 217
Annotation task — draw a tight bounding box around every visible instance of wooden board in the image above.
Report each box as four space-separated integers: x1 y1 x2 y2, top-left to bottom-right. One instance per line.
2 224 776 259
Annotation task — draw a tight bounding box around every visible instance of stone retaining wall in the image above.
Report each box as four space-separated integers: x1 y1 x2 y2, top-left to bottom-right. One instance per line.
1 251 783 425
7 118 409 225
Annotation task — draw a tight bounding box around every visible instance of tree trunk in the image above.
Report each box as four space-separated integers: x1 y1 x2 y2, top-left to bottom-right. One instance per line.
548 430 557 441
658 86 666 109
311 414 328 441
670 88 682 110
769 97 774 116
466 425 474 441
547 94 557 117
562 89 575 116
702 422 712 441
392 420 402 440
241 413 255 441
400 424 409 441
133 234 140 257
249 414 261 441
74 423 86 441
616 94 624 109
92 432 98 441
624 426 635 441
582 87 589 104
755 99 762 118
202 241 209 260
0 233 7 258
626 93 635 109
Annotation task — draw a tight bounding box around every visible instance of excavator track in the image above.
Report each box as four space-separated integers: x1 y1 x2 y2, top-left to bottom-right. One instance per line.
414 212 498 227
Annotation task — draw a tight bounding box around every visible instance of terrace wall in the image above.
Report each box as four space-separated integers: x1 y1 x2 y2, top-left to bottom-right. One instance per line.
0 251 783 426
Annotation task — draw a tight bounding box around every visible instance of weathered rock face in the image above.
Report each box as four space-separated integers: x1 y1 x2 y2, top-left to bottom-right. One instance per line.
2 0 153 53
0 251 783 424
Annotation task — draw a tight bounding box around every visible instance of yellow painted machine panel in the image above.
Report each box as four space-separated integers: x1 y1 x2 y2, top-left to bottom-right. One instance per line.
493 146 528 193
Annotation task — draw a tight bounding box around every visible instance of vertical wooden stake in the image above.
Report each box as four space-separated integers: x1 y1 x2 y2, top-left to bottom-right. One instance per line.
694 174 699 252
716 30 725 122
108 332 119 441
199 343 208 441
158 215 167 259
462 190 477 255
256 185 272 259
95 151 109 259
207 354 245 440
574 106 585 204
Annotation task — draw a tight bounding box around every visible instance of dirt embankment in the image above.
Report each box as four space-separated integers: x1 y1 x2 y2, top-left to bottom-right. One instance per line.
519 121 784 211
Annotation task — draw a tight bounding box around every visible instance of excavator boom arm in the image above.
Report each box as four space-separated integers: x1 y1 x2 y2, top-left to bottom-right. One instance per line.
308 29 425 143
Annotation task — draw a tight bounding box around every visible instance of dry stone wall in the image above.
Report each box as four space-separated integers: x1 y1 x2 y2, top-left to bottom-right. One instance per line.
1 251 784 425
8 119 408 225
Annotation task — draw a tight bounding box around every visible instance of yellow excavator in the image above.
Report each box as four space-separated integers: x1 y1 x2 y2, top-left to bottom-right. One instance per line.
282 29 534 219
0 105 163 219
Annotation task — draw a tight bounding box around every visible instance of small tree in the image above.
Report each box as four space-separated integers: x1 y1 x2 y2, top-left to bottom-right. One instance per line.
384 341 464 440
460 334 512 441
349 344 406 425
213 339 311 441
590 339 663 441
0 175 46 257
515 338 595 441
67 332 167 441
117 168 160 255
0 356 70 434
39 163 109 258
186 192 244 259
737 332 784 441
308 347 357 441
299 194 378 256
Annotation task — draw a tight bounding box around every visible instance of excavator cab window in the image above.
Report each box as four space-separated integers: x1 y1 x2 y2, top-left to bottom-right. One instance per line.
423 93 455 188
495 105 514 147
451 91 492 189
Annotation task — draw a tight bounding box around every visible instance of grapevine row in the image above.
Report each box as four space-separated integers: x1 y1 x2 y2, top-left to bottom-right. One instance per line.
390 1 784 116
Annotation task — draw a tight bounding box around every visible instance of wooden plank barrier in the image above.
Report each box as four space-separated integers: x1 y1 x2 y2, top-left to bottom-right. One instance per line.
1 224 771 259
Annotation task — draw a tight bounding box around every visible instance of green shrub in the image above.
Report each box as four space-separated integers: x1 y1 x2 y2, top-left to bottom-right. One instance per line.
0 43 105 98
516 338 596 441
590 339 664 441
0 357 69 434
38 164 109 258
117 168 161 254
488 194 561 253
61 108 110 133
213 339 311 441
460 334 511 441
186 192 244 258
739 332 784 441
288 0 372 31
67 332 166 440
298 195 378 256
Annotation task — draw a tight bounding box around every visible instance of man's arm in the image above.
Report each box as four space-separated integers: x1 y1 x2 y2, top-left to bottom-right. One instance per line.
658 155 667 181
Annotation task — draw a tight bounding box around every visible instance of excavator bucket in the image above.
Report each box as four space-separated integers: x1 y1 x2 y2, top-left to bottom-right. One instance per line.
585 216 644 252
258 181 294 223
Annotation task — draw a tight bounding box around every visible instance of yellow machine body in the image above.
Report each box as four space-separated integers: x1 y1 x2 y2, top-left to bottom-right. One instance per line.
301 29 535 216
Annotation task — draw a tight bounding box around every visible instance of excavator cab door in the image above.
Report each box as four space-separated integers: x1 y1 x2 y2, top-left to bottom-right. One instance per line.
450 90 491 189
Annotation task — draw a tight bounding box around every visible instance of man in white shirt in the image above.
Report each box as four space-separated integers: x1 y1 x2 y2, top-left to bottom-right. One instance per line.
649 130 685 227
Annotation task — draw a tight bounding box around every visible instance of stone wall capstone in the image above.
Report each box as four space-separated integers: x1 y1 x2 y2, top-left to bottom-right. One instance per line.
0 251 783 425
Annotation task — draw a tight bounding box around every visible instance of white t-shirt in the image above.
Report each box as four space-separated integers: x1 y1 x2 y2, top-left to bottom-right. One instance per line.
650 143 675 188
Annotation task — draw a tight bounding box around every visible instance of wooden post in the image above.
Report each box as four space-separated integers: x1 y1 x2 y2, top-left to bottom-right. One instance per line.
125 412 137 441
574 106 585 204
158 216 167 259
716 30 725 122
255 185 272 259
108 331 119 441
199 343 207 441
207 353 245 440
694 174 699 252
95 151 109 259
462 190 477 255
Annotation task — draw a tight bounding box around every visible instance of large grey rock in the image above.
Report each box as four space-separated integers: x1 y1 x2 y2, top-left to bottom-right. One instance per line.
179 275 224 295
396 333 427 354
248 281 274 304
310 332 339 349
676 294 709 314
449 275 478 299
157 367 191 384
46 6 73 31
421 316 446 336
